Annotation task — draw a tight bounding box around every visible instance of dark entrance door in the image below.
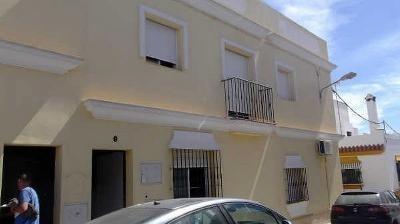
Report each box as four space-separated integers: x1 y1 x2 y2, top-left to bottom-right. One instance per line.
189 168 206 197
91 150 126 219
1 146 55 224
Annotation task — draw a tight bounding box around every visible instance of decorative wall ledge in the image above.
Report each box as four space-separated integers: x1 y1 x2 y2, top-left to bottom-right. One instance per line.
0 39 83 74
84 99 343 141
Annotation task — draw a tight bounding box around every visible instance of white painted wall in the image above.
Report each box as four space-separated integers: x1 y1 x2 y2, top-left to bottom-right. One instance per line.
339 131 385 148
365 94 380 134
359 154 391 192
334 100 356 136
354 136 400 192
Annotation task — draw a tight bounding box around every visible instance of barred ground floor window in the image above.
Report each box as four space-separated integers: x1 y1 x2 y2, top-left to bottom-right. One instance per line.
341 157 363 185
172 149 223 198
284 155 309 204
285 167 309 204
341 169 363 184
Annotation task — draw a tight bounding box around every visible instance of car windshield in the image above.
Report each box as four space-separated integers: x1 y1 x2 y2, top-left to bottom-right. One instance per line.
335 192 381 205
88 207 170 224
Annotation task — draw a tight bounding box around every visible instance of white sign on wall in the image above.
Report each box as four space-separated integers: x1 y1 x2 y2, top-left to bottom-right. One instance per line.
140 162 162 184
63 203 88 224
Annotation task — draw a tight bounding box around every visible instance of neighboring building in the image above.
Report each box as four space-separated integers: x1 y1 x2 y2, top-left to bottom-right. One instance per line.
0 0 342 224
336 94 400 192
334 100 358 137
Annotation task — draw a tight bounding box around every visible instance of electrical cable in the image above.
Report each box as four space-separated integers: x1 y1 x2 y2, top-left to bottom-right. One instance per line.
332 89 400 135
331 89 382 125
384 121 400 136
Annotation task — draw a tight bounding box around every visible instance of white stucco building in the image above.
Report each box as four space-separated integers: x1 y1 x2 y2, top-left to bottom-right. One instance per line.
336 94 400 192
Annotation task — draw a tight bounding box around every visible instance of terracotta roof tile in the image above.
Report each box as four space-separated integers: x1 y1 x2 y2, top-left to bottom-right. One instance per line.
339 144 384 155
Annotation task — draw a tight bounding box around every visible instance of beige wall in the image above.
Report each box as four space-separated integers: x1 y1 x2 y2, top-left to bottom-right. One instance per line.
0 0 341 223
212 0 329 59
0 102 341 222
0 0 336 133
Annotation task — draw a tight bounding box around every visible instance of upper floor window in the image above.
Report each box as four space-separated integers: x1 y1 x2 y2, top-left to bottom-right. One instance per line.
145 19 178 68
222 39 257 81
224 49 249 80
139 5 188 70
276 64 296 101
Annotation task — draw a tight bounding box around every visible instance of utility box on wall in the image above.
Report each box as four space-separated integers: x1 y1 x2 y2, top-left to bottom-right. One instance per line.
140 162 162 184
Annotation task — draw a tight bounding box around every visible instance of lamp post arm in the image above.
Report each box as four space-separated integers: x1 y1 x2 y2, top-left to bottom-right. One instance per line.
319 79 340 99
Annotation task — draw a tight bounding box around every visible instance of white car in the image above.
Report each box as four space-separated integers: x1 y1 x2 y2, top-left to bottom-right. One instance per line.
88 198 292 224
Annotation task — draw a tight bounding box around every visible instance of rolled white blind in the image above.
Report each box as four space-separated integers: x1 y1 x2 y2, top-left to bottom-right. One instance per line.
169 131 219 150
277 69 293 100
285 155 305 168
224 49 249 79
145 19 177 64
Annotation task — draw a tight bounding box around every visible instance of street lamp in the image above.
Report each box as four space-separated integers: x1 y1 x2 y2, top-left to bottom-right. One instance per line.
319 72 357 99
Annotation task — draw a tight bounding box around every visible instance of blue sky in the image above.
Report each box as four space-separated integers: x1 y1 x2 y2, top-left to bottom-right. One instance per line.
264 0 400 133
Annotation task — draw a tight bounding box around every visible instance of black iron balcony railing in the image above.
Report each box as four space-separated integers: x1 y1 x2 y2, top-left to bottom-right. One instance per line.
222 77 275 124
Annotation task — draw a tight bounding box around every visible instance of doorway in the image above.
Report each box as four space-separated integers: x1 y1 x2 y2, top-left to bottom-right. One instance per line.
189 168 206 197
91 150 126 219
1 146 56 224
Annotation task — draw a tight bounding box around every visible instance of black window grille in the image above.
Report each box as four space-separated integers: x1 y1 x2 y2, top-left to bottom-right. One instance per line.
172 149 223 198
341 162 363 185
285 168 309 204
341 169 363 184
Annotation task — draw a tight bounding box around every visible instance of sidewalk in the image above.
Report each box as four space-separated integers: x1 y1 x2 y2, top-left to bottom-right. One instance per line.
292 212 330 224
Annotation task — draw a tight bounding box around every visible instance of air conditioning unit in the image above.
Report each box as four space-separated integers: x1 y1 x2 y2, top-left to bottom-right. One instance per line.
317 140 333 155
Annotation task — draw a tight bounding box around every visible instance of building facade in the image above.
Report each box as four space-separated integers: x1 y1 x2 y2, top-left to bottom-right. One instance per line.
337 94 400 192
0 0 342 223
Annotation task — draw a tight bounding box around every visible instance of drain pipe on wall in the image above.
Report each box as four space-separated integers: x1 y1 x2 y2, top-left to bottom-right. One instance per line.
324 155 331 210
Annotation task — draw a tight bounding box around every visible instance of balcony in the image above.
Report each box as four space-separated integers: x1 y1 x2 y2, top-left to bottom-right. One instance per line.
222 77 275 124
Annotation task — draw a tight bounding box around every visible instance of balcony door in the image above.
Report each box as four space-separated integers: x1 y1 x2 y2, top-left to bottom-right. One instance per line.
224 49 249 80
224 49 251 118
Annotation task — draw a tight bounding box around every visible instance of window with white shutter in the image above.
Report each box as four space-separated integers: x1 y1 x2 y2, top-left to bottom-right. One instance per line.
224 49 249 80
145 19 178 68
276 67 295 101
139 5 188 70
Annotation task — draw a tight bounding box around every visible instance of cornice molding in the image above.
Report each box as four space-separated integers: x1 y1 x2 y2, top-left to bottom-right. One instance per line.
268 34 336 71
177 0 336 72
0 39 83 74
84 99 343 141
